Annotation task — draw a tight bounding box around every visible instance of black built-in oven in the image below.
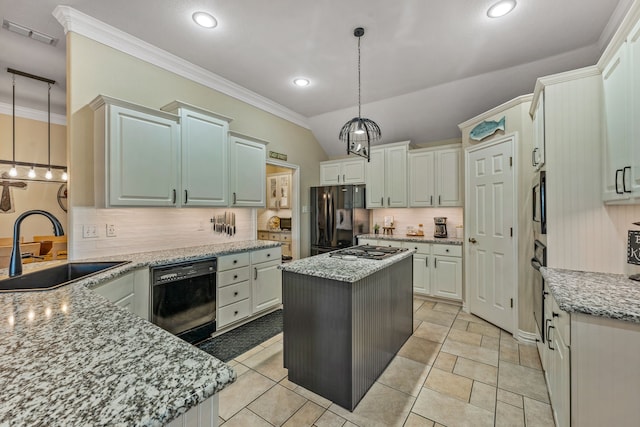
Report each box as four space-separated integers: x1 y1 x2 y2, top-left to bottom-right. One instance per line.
151 258 217 344
531 240 547 342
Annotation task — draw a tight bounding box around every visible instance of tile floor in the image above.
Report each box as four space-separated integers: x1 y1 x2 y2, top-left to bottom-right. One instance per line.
218 299 555 426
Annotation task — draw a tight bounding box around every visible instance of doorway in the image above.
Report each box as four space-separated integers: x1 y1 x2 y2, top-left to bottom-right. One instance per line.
465 135 517 333
257 160 300 260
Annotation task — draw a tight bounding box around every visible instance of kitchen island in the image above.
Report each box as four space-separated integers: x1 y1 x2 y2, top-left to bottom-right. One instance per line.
0 240 281 426
279 247 414 410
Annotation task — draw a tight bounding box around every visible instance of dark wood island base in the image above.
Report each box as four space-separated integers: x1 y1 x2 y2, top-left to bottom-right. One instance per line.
282 256 413 411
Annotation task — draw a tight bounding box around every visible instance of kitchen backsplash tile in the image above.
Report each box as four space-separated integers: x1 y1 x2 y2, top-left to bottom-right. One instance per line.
371 208 463 237
70 207 255 259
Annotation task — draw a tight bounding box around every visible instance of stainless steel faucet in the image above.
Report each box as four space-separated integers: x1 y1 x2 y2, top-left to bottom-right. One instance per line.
9 210 64 277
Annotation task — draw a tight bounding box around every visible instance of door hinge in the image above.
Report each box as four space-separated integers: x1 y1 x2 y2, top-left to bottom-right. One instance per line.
510 298 514 308
509 156 513 167
510 227 513 237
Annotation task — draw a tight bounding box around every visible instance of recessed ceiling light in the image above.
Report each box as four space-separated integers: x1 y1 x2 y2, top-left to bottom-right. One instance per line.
487 0 517 18
293 78 310 87
192 12 218 29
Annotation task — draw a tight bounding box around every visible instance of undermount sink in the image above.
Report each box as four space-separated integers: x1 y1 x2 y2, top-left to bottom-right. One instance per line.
0 261 130 292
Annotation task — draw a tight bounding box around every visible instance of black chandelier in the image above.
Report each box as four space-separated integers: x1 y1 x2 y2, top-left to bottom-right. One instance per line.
338 27 381 162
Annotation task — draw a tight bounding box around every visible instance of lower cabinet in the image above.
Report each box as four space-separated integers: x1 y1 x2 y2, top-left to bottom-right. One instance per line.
92 268 150 320
166 394 219 427
217 246 282 330
542 293 570 427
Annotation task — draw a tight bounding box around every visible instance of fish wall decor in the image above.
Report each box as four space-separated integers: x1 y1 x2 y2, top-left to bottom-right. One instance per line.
470 116 506 141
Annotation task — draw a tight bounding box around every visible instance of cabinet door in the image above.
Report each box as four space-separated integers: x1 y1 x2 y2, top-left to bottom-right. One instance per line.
409 151 435 207
436 148 462 207
602 44 631 202
412 253 430 295
385 145 408 207
431 256 462 300
553 329 571 427
629 20 640 196
267 173 291 209
181 109 229 207
532 92 545 170
366 149 386 208
229 136 266 207
252 261 282 313
320 162 341 185
92 269 149 320
342 159 366 184
108 105 179 206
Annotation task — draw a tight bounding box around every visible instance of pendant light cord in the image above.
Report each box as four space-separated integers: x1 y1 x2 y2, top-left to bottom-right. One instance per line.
357 35 361 119
12 75 15 165
48 83 51 169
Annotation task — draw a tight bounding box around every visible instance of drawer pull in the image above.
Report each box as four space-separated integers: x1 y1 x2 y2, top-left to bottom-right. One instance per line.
267 253 271 257
233 274 238 279
233 260 238 264
254 267 258 280
234 291 239 297
234 311 239 316
446 249 449 252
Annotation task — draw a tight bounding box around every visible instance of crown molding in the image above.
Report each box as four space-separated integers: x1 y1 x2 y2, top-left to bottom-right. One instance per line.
598 0 640 70
52 5 310 130
0 102 67 125
458 94 533 131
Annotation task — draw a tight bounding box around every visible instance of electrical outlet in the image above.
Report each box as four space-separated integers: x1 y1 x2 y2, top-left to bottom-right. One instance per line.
83 224 98 239
106 224 117 237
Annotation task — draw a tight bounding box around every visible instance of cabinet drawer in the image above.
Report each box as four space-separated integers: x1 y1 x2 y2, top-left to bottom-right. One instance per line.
403 242 431 254
217 298 251 327
218 266 251 287
251 247 282 264
218 252 250 271
358 238 377 246
219 281 251 307
258 232 269 240
269 233 280 241
433 244 462 257
280 233 291 242
378 240 403 248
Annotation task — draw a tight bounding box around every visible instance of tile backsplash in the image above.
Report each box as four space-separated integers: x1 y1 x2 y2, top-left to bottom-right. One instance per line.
370 208 463 238
70 207 255 259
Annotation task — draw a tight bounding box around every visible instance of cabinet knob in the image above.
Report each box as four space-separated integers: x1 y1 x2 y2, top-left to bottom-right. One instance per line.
234 291 239 297
233 260 238 264
267 253 271 257
234 274 238 279
234 311 239 316
445 249 449 252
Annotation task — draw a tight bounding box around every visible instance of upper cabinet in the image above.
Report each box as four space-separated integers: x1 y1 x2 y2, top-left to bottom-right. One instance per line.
366 141 410 208
532 91 545 170
319 158 366 185
408 145 462 207
267 172 291 209
161 102 231 207
91 96 180 207
229 132 267 207
602 19 640 203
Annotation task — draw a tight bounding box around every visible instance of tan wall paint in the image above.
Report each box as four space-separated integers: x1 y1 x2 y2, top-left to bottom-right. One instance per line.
67 33 327 257
0 113 67 241
460 97 536 335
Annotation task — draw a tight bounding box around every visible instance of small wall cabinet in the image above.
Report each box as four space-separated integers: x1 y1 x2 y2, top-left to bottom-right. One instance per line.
267 173 291 209
229 132 267 207
408 145 463 207
366 141 410 208
92 268 150 320
319 158 366 185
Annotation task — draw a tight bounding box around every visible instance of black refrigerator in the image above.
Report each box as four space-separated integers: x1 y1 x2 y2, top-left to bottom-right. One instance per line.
310 185 370 256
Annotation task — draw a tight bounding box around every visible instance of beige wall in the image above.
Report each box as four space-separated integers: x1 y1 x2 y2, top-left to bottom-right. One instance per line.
0 114 67 241
67 32 327 258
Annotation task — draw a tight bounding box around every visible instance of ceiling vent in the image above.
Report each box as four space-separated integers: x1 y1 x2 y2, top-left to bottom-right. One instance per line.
2 19 58 46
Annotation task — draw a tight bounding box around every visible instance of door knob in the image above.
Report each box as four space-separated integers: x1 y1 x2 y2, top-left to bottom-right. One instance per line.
468 238 477 244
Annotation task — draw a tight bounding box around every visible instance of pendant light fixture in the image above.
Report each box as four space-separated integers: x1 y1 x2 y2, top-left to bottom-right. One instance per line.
338 27 381 162
45 82 52 180
9 74 17 177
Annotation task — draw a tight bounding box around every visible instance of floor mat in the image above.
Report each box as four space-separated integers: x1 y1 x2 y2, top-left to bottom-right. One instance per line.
196 309 282 362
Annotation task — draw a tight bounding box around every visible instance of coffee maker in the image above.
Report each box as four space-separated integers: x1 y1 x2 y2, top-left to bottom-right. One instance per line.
434 217 448 238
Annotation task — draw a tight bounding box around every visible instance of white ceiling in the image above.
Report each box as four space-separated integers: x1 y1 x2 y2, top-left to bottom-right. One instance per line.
0 0 632 157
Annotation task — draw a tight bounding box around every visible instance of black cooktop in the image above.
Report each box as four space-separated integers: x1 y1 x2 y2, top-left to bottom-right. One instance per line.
330 245 407 260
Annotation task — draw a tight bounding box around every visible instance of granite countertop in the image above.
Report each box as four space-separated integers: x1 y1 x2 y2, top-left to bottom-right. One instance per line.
279 248 415 283
357 234 463 245
0 239 281 425
541 267 640 323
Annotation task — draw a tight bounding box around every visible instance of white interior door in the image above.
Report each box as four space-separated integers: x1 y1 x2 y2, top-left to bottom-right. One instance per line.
466 136 515 333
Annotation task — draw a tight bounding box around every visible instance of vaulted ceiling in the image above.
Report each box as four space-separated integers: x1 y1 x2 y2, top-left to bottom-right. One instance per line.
0 0 632 157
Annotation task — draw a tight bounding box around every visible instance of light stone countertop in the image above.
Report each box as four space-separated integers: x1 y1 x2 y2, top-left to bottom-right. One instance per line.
541 267 640 323
279 248 415 283
0 239 281 426
357 234 464 245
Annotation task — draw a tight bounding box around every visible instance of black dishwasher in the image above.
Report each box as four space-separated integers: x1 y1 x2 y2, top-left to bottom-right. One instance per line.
151 258 217 344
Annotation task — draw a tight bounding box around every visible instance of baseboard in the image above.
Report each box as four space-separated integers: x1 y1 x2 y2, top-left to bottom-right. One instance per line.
516 329 539 344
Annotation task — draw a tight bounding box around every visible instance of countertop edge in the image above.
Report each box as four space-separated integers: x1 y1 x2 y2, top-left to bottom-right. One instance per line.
357 234 463 245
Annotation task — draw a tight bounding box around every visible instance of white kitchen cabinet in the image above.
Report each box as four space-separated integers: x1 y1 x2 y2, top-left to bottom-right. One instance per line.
91 96 180 207
366 141 409 208
166 394 219 427
229 133 267 207
602 18 640 203
319 158 366 185
92 268 150 320
251 247 282 313
267 172 291 209
532 91 545 170
431 255 462 300
411 253 430 295
162 102 231 207
403 242 462 301
408 145 462 207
